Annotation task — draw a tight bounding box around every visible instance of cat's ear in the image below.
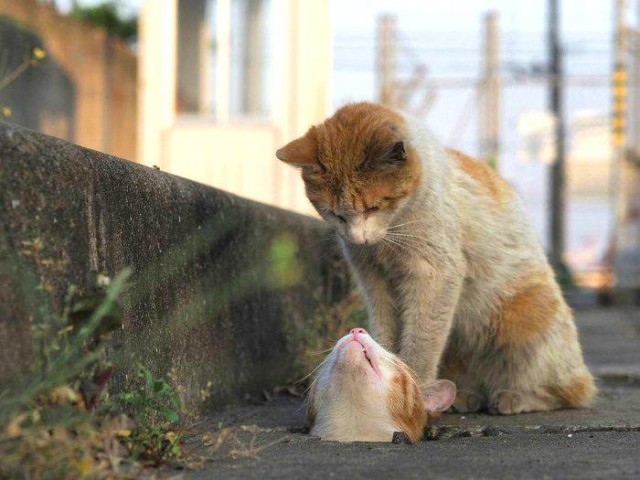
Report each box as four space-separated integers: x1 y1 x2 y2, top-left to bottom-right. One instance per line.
423 380 457 414
276 127 318 167
364 140 407 171
388 140 406 164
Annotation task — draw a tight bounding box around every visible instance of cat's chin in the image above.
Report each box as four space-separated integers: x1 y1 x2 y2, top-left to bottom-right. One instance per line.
340 234 385 246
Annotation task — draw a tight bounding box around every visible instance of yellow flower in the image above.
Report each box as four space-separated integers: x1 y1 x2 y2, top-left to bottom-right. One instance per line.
76 457 94 476
49 385 80 404
1 106 12 117
5 413 28 438
33 47 46 60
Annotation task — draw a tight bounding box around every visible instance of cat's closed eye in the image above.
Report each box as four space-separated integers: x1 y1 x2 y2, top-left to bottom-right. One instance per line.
365 206 380 214
329 211 347 223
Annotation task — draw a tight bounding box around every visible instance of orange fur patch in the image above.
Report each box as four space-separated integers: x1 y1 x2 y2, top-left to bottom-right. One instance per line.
447 149 510 204
549 374 596 407
493 270 561 348
387 364 427 442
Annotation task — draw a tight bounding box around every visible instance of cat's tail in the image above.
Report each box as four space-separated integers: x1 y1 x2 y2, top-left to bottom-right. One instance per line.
548 371 597 408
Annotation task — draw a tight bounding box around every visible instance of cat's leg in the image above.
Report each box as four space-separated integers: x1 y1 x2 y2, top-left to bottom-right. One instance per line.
484 278 596 415
344 247 399 352
439 344 486 413
361 268 399 352
487 349 595 415
397 260 464 391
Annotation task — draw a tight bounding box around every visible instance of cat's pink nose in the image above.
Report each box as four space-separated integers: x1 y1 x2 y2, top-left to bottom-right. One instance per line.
350 328 368 339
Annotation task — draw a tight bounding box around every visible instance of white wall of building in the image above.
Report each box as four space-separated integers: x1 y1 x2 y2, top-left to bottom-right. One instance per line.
138 0 331 215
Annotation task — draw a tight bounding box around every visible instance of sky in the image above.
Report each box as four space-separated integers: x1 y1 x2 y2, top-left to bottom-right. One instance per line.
334 0 612 35
57 0 615 34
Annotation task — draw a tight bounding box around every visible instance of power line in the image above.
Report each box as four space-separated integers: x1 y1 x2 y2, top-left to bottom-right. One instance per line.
334 68 611 87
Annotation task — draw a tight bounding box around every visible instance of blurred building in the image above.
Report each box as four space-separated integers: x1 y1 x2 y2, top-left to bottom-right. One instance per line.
566 114 613 279
515 111 613 275
138 0 331 215
567 113 611 198
0 0 137 161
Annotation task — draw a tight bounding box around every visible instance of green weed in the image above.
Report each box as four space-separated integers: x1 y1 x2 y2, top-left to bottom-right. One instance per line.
0 269 193 478
115 365 184 464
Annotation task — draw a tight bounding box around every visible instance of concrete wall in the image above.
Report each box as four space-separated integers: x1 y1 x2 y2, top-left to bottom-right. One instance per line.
0 0 137 161
0 123 352 410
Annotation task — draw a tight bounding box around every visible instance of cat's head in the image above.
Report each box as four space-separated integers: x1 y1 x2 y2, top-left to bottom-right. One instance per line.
276 103 421 245
306 328 456 442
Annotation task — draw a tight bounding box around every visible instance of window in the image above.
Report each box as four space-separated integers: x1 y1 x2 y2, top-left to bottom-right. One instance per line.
176 0 273 120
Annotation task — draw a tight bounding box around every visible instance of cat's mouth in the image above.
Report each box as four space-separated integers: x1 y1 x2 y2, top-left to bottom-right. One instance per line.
360 343 375 369
340 339 380 376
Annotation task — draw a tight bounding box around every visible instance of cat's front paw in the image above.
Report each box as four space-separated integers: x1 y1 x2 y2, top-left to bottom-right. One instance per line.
450 390 484 413
488 390 524 415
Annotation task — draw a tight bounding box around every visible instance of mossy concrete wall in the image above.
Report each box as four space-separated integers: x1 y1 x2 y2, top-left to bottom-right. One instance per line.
0 122 353 410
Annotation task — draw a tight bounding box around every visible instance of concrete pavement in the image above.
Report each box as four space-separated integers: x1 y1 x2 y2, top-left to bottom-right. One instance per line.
185 307 640 479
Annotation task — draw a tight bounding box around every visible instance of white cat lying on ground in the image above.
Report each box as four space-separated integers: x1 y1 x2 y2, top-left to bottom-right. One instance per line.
306 328 456 442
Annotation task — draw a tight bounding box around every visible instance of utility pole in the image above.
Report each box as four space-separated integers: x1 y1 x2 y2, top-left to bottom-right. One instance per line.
612 0 628 152
479 11 501 168
612 0 640 295
634 1 640 150
245 0 265 114
548 0 566 269
376 15 438 117
376 14 398 107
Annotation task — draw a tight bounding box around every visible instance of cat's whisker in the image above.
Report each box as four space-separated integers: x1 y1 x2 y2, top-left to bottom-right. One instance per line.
385 236 425 247
386 232 430 242
381 237 400 253
385 236 432 251
384 236 423 255
381 237 397 248
304 377 319 396
298 357 330 384
386 238 414 251
383 237 411 254
389 219 428 226
385 242 415 257
385 233 448 258
308 347 335 355
387 219 429 230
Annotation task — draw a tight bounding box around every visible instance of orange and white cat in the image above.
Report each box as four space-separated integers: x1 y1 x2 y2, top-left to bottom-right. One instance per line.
307 327 456 442
277 102 595 415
